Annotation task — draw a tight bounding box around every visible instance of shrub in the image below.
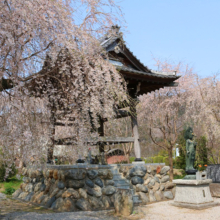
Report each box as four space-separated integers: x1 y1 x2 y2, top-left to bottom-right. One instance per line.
163 157 169 166
158 150 168 157
157 156 164 163
129 157 135 163
145 157 153 163
4 187 15 195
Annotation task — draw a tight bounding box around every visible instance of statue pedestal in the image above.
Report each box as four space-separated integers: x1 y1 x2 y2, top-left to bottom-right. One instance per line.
171 179 218 209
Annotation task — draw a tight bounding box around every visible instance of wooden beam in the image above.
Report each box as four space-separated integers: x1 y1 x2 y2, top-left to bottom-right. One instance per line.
55 137 77 145
54 122 75 126
164 82 179 87
86 136 135 144
55 136 134 146
115 109 131 118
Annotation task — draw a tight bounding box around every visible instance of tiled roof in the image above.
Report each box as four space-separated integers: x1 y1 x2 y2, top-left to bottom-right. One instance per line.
100 35 119 49
100 28 179 79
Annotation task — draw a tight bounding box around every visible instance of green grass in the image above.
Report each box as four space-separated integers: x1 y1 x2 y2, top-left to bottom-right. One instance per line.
0 176 23 194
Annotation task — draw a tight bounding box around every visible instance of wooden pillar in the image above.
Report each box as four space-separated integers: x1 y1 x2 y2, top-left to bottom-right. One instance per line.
98 118 106 165
47 102 56 164
130 104 142 161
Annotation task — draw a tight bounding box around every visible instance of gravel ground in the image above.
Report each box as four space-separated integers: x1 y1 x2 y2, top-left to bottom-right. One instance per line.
1 198 220 220
139 198 220 220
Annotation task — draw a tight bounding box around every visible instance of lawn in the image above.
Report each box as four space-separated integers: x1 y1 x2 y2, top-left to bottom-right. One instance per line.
0 176 23 194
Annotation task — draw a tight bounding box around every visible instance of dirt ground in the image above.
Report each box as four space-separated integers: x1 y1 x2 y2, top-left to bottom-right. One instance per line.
1 196 220 220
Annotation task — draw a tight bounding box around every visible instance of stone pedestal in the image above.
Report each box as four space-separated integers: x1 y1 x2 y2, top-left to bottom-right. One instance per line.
171 179 218 209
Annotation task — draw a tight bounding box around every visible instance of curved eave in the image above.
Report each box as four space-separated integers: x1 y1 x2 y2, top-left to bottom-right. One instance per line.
115 65 180 82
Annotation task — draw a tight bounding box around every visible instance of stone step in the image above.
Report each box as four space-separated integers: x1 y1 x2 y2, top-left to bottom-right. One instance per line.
115 185 130 190
130 189 135 195
133 195 142 204
110 166 142 205
114 178 130 184
114 182 129 187
110 166 134 194
114 181 130 186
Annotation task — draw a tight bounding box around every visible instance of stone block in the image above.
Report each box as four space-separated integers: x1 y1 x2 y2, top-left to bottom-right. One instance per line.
149 190 156 202
155 190 164 201
62 188 80 199
60 198 76 212
66 170 86 180
160 166 170 175
88 196 104 209
131 176 144 185
102 185 116 196
87 170 98 179
94 177 103 188
68 179 84 189
136 184 148 193
129 166 146 177
85 179 94 188
76 198 90 211
163 191 173 199
12 189 22 198
138 192 149 204
161 175 170 183
79 188 87 199
105 180 115 186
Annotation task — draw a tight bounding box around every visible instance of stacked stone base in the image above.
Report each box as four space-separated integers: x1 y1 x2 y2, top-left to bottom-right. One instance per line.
12 164 175 214
13 165 133 216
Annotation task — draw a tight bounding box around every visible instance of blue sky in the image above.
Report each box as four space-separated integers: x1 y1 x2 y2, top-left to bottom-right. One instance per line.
119 0 220 77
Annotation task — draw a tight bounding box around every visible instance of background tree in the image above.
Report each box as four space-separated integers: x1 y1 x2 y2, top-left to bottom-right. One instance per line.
175 129 186 170
186 75 220 164
138 60 196 180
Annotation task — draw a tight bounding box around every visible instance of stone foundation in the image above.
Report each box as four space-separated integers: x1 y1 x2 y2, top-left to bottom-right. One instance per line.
12 164 175 214
172 179 218 209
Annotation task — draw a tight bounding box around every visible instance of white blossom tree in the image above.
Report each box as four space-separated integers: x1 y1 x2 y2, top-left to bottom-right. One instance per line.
0 0 127 176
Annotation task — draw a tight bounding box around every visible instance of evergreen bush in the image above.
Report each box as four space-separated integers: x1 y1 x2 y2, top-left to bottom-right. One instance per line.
195 136 208 170
163 157 169 166
153 156 164 163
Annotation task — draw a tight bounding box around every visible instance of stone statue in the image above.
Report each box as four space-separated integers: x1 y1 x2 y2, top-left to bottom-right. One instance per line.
184 127 197 174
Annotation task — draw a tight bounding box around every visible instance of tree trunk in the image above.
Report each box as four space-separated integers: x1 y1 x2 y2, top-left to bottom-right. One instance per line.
168 148 174 181
47 107 56 163
124 152 130 164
